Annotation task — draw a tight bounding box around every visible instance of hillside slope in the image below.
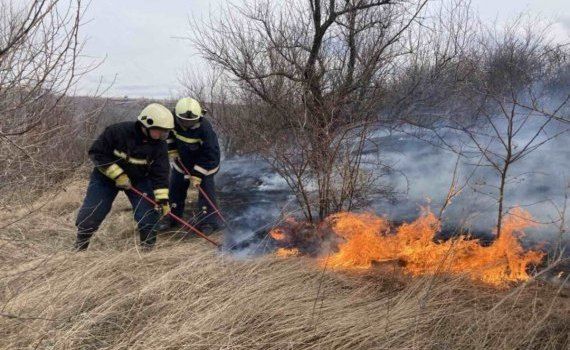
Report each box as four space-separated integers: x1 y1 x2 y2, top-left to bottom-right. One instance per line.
0 177 568 349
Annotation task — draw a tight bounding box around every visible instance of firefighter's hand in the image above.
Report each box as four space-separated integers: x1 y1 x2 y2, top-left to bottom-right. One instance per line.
190 175 202 187
115 174 131 189
168 150 179 161
156 200 170 216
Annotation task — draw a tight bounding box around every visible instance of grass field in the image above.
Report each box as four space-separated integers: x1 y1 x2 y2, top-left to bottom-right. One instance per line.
1 177 568 349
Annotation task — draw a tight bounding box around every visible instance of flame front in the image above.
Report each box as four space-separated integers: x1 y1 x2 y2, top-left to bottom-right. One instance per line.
276 248 300 258
325 208 544 286
270 228 286 241
271 208 544 287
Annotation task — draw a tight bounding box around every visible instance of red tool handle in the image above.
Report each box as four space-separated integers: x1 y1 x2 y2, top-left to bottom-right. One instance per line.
194 184 228 225
176 159 228 225
130 186 220 247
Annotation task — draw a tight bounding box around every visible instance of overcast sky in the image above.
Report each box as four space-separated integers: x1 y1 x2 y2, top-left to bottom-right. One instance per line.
76 0 570 98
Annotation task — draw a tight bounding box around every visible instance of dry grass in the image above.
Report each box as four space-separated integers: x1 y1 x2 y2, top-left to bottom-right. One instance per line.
0 178 569 349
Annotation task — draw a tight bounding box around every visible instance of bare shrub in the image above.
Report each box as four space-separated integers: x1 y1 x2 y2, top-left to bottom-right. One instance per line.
0 0 97 201
399 16 569 238
191 0 480 222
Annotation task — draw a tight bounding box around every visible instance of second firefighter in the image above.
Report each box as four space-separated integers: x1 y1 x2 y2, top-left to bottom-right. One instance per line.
162 97 222 234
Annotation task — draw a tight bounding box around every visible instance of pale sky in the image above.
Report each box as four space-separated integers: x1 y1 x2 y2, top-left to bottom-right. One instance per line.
76 0 570 98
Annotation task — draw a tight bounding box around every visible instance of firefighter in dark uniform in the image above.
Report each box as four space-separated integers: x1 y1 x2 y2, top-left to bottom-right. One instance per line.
163 97 221 234
74 103 174 250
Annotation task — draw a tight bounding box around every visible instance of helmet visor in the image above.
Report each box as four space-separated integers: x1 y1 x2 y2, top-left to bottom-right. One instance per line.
176 111 201 121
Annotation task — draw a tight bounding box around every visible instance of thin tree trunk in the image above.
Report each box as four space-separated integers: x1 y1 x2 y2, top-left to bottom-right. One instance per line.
496 164 509 238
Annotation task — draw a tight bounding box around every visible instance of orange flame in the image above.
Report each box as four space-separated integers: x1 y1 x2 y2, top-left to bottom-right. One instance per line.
270 228 286 241
271 208 545 287
323 208 543 287
276 248 300 258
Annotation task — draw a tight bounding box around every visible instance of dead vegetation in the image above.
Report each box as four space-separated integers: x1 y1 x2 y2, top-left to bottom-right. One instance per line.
0 1 568 348
1 177 568 350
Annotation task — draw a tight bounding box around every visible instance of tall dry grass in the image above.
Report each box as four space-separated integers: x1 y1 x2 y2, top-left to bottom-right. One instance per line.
0 177 568 349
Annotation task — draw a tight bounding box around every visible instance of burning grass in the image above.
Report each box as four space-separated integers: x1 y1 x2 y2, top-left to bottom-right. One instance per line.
271 208 546 287
0 178 568 349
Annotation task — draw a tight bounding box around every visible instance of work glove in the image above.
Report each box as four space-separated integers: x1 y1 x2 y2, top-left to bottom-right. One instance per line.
169 151 184 174
168 149 179 161
115 173 131 189
155 200 171 217
190 175 202 187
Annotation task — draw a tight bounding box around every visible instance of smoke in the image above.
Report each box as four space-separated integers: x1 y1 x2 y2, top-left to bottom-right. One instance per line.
217 119 568 255
216 157 295 255
216 84 569 255
374 126 568 235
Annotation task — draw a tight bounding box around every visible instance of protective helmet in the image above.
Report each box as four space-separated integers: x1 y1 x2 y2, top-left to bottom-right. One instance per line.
174 97 204 121
138 103 174 129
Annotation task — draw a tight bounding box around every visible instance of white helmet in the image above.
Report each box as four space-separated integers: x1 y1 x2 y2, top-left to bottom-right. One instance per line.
175 97 204 121
138 103 174 129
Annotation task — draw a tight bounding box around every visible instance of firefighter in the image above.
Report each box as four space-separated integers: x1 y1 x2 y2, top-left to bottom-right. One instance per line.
162 97 221 234
74 103 174 251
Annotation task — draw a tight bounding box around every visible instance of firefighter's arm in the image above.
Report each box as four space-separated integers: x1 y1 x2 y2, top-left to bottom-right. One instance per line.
166 131 179 160
166 131 184 174
191 121 220 179
89 126 124 180
150 144 170 203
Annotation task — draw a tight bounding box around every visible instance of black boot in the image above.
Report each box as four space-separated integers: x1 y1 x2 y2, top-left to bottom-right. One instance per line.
156 217 179 231
140 230 157 250
73 233 91 251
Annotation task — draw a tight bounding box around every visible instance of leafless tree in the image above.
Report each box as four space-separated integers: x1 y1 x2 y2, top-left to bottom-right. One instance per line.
415 18 569 238
191 0 476 222
472 21 567 237
0 0 96 199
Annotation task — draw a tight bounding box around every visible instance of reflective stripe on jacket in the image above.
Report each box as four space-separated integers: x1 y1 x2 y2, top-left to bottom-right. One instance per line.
166 117 220 178
89 121 170 191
